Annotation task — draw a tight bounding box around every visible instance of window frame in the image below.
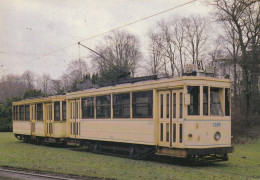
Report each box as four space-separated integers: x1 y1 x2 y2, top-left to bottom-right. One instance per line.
113 93 130 118
19 105 25 121
210 87 224 116
36 103 43 121
132 90 153 118
25 105 30 121
14 106 19 120
187 86 200 116
160 94 163 118
96 95 111 118
173 93 176 118
54 101 60 121
82 97 95 119
203 86 209 116
225 88 231 116
179 92 183 118
62 101 66 121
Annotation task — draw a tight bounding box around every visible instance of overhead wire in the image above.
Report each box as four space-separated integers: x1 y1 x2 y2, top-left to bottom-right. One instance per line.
40 0 198 58
0 51 81 58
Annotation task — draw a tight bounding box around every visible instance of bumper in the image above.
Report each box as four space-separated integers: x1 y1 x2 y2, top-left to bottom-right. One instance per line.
187 146 234 155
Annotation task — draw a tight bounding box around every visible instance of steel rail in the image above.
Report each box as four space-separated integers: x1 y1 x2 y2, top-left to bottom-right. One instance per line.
0 168 79 180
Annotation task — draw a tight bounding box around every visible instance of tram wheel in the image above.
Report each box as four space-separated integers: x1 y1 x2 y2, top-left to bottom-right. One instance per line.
24 136 31 143
62 141 67 146
36 137 42 145
93 142 102 153
129 145 140 159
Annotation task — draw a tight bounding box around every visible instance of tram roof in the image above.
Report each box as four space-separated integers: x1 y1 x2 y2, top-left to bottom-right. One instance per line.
13 76 231 105
66 75 231 99
13 95 66 105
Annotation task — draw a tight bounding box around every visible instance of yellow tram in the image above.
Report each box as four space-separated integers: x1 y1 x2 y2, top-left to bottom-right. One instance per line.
13 75 233 161
13 95 67 144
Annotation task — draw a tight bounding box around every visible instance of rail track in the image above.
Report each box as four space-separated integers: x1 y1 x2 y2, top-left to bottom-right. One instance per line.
0 168 93 180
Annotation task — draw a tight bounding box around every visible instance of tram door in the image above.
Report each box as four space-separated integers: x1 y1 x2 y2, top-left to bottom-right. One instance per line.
159 91 171 147
172 90 184 148
69 99 80 138
30 104 36 136
158 89 184 147
46 103 53 136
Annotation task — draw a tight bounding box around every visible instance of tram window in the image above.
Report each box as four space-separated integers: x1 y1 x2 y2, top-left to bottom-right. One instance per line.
54 102 60 121
188 86 200 115
37 103 43 121
25 105 30 121
19 105 25 121
70 102 73 119
15 106 19 120
34 105 36 120
166 94 169 118
179 124 183 143
47 105 52 120
173 93 176 118
160 94 163 118
73 122 75 135
113 93 130 118
14 106 16 120
12 106 14 120
132 91 153 118
180 92 183 118
173 123 176 142
166 123 169 142
76 122 78 135
225 88 230 116
82 97 94 118
160 123 163 141
210 88 223 116
96 95 111 118
203 86 209 115
76 101 79 119
62 101 66 120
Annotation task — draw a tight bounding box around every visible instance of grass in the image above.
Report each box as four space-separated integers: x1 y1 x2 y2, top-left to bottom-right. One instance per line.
0 132 260 180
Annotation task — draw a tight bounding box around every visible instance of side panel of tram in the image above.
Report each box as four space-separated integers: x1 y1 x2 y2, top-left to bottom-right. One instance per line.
65 77 232 150
67 91 156 145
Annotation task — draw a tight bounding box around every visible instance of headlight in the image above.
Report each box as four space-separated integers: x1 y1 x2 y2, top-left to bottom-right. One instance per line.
214 132 221 141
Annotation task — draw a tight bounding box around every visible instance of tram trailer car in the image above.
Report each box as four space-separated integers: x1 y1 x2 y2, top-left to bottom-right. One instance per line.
13 76 233 161
13 95 67 144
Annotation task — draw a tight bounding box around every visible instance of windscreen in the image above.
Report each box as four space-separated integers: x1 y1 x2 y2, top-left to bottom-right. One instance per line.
210 88 223 116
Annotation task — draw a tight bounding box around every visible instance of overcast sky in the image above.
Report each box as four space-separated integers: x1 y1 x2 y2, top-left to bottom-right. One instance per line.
0 0 213 79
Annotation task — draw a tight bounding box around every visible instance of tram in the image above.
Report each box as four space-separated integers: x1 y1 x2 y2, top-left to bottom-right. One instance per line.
13 73 233 161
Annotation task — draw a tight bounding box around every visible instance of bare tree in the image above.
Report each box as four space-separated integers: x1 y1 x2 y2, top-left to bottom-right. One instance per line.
91 30 142 82
39 74 51 96
221 22 241 97
50 79 63 95
148 16 209 76
209 37 224 75
60 73 71 92
172 18 187 74
213 0 260 115
0 74 27 102
157 20 178 76
66 58 88 84
147 32 165 75
21 70 35 89
183 15 208 69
